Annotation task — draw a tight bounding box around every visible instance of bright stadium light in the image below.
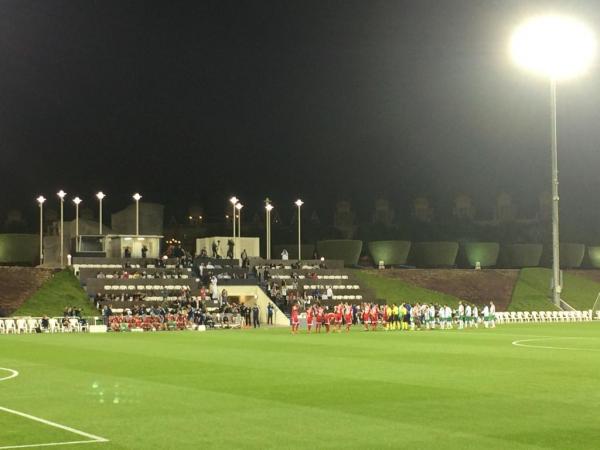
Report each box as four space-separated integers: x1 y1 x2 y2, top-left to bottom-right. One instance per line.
36 195 46 265
96 191 106 235
132 193 142 235
73 197 82 249
229 196 238 258
511 15 596 307
265 199 273 259
295 199 303 260
511 15 595 80
57 190 66 266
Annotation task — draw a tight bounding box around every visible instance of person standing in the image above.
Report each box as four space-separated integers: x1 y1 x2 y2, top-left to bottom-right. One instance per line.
290 302 300 334
252 304 260 328
267 303 274 325
489 301 496 328
281 249 289 260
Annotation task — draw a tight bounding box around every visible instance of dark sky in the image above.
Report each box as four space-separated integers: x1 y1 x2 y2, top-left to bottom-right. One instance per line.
1 0 600 225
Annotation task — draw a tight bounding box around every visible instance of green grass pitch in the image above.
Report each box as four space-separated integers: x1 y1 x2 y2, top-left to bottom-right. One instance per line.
1 324 600 449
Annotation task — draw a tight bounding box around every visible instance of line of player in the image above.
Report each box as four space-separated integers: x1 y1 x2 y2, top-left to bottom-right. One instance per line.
289 301 496 334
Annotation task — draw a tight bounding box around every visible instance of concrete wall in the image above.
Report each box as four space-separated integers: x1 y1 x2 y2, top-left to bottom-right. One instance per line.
196 236 260 258
111 203 164 235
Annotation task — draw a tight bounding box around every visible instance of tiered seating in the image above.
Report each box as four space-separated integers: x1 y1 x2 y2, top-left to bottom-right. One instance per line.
254 259 376 307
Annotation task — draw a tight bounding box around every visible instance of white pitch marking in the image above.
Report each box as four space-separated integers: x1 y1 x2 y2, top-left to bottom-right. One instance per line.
0 368 19 382
0 368 108 449
0 439 104 449
512 336 600 351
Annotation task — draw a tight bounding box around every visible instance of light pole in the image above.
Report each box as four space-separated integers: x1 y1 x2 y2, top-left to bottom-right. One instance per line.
511 15 595 307
133 193 142 236
36 196 46 265
57 190 66 266
229 196 238 258
96 191 105 235
73 197 82 251
236 202 243 259
265 199 273 259
295 199 303 261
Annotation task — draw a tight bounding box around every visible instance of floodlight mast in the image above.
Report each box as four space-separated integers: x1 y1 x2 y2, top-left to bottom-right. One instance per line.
511 15 596 307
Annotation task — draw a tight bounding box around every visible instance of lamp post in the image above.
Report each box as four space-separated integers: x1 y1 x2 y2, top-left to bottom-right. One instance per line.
511 15 595 307
36 196 46 265
229 196 238 258
236 202 243 260
295 199 303 261
265 198 273 259
57 190 66 266
96 191 105 235
73 197 82 251
132 193 142 236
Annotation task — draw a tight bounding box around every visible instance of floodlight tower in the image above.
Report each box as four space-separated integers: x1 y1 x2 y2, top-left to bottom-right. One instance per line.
265 198 274 259
132 193 142 236
236 202 243 260
96 191 106 235
57 190 67 266
73 197 82 251
511 14 596 306
295 199 304 261
229 196 238 258
36 195 46 265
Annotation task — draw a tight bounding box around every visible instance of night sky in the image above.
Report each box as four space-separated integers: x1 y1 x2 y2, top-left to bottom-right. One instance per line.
1 0 600 226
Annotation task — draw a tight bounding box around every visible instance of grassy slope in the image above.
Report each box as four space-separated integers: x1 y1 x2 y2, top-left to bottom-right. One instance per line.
510 268 600 311
13 269 92 317
1 325 600 449
354 269 463 307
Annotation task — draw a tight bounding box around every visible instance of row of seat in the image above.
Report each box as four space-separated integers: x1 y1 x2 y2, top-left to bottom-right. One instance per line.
100 274 190 279
103 285 193 291
303 284 360 291
270 274 349 280
305 295 363 301
496 310 593 323
0 318 88 334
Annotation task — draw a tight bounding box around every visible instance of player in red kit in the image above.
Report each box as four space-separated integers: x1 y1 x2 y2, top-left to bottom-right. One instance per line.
344 303 353 333
370 304 379 331
315 305 324 333
290 302 300 335
335 303 343 333
306 306 314 334
362 303 370 331
325 311 335 333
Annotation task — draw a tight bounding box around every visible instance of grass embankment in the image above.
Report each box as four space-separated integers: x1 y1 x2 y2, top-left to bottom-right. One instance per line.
354 269 462 307
13 269 92 317
509 268 600 311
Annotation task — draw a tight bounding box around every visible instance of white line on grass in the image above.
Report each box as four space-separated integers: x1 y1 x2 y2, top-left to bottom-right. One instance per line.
0 368 18 382
0 368 108 449
512 337 600 351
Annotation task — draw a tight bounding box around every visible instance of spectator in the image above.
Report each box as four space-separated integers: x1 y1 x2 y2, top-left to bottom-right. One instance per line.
281 249 289 260
252 305 260 328
141 245 148 258
267 303 274 325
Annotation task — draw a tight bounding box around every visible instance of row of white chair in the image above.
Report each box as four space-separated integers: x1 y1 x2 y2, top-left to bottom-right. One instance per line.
101 274 189 279
103 285 192 291
496 310 593 323
271 274 349 280
303 285 360 290
305 295 363 301
0 318 87 334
